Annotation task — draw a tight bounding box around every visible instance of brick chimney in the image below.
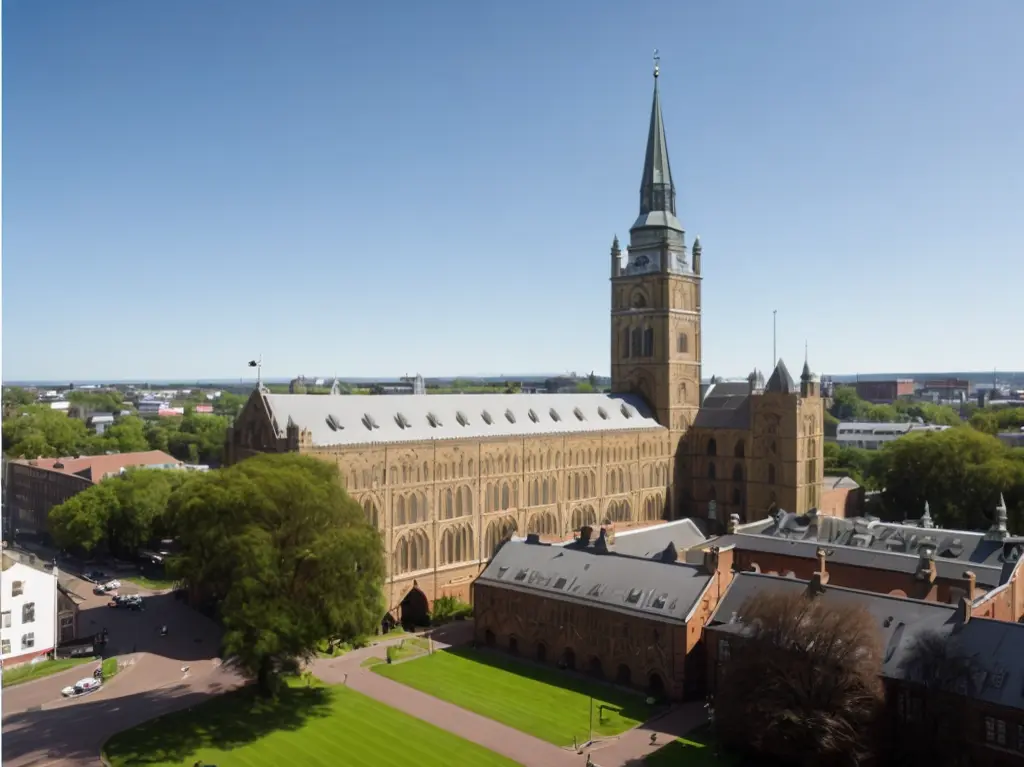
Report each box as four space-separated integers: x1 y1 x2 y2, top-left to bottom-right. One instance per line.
957 595 972 625
916 550 937 584
702 546 721 575
962 570 976 602
815 547 830 586
578 526 593 546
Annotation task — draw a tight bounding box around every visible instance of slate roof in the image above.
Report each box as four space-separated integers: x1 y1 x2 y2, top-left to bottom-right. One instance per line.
610 518 707 559
711 530 1005 588
936 619 1024 712
765 360 796 394
259 392 664 448
476 539 713 625
744 510 1023 588
694 381 751 430
707 572 959 679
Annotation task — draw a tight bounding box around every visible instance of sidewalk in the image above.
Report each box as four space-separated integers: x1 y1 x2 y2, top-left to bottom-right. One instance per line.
585 703 709 766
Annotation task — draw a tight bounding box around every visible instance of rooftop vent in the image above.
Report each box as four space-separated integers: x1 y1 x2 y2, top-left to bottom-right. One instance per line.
426 412 442 428
456 411 469 427
505 409 516 424
620 403 633 419
326 414 343 432
573 407 585 421
597 407 609 420
549 408 561 422
481 410 493 425
394 413 411 429
528 409 539 423
361 414 380 431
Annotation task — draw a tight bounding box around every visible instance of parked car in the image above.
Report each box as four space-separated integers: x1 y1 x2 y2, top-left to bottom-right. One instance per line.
103 579 121 590
61 677 101 697
85 571 109 583
108 594 143 610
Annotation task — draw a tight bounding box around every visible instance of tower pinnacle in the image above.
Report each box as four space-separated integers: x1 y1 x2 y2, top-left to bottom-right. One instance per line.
653 48 660 78
633 53 679 230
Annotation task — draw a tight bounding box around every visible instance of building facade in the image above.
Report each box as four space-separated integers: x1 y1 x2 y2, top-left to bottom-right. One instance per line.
1 553 78 666
854 379 916 404
6 450 183 537
225 62 825 617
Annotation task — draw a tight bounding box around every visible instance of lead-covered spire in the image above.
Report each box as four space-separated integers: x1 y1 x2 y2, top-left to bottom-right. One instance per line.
639 50 676 218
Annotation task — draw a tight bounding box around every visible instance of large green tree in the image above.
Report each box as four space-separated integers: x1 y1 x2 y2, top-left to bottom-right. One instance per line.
167 453 385 694
48 468 188 555
878 426 1024 530
2 405 99 458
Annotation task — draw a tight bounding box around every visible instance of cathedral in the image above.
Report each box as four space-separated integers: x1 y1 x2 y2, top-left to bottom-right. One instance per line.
226 61 825 618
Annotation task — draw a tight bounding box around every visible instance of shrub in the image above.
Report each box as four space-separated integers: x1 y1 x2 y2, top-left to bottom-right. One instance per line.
430 595 473 624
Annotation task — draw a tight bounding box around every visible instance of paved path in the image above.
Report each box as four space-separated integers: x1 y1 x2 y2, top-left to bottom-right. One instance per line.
309 623 710 767
311 630 580 767
2 572 242 767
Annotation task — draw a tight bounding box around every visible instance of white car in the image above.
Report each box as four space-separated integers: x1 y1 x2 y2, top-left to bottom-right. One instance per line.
103 579 121 591
61 677 101 697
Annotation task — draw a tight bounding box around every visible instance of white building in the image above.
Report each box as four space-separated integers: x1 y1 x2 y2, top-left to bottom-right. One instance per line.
836 421 950 451
0 553 75 666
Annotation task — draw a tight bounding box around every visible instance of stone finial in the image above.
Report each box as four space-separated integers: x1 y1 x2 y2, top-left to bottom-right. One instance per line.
728 513 741 534
984 494 1009 541
611 235 621 255
921 501 934 529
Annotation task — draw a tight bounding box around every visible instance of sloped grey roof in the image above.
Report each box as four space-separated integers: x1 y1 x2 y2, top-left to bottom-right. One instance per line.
259 391 664 447
707 571 959 679
751 510 1022 587
765 360 796 394
477 539 713 625
712 531 1005 588
611 518 707 559
938 619 1024 712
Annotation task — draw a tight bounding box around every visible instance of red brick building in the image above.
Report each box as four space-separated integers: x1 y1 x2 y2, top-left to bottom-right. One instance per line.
5 450 182 538
854 379 917 404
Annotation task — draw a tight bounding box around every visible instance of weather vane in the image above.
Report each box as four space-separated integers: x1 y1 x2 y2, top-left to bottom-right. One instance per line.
653 48 660 78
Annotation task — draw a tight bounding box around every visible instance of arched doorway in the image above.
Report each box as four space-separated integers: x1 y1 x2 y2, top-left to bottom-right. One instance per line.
616 664 632 686
484 629 496 647
536 643 547 663
587 656 604 679
509 635 519 655
562 647 576 670
399 584 429 628
648 672 666 701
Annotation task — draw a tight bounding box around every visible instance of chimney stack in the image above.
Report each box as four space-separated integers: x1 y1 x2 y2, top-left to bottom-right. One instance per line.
916 550 937 584
728 513 741 534
808 572 827 597
702 546 721 575
962 570 977 602
815 547 830 585
957 595 972 626
578 526 593 547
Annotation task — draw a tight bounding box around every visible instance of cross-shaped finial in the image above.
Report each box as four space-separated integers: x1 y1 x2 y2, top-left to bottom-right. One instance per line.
653 49 660 78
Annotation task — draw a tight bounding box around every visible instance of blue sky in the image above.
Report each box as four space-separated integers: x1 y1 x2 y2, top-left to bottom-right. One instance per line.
3 1 1022 382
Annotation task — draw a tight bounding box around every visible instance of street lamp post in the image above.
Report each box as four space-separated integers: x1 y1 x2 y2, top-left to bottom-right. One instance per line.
561 623 595 747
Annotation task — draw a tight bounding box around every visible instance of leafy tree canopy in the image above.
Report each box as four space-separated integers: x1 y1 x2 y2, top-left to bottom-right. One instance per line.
48 468 189 555
166 453 385 694
67 389 127 414
714 590 885 767
3 405 96 458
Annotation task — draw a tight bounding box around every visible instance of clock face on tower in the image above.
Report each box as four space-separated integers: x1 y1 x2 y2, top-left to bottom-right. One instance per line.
625 251 661 275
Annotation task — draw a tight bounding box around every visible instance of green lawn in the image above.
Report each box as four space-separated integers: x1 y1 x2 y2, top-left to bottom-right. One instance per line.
102 656 120 679
104 679 520 767
1 656 95 686
373 647 650 747
645 725 740 766
126 575 178 591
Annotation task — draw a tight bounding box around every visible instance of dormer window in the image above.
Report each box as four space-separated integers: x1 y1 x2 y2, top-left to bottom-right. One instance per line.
620 403 633 419
481 410 493 425
505 409 516 424
326 414 343 431
597 407 609 420
625 588 644 605
395 413 411 429
549 408 561 422
361 414 380 431
528 409 539 423
456 411 469 427
573 407 585 421
426 412 442 428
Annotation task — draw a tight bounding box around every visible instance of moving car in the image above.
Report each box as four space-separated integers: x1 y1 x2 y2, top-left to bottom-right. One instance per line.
60 677 101 697
108 594 143 610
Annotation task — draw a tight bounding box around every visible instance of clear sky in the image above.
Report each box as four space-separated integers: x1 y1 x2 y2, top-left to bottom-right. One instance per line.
3 1 1022 382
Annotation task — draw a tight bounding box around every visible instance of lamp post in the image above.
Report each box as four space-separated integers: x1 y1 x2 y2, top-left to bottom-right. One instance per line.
561 623 595 747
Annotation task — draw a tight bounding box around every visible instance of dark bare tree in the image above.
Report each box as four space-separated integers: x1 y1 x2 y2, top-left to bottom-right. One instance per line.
714 591 885 767
892 626 979 767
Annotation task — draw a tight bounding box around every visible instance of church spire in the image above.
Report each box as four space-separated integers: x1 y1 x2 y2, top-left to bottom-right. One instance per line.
638 49 676 219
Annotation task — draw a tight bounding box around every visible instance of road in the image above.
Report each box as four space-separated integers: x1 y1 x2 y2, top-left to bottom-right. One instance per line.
2 572 244 767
